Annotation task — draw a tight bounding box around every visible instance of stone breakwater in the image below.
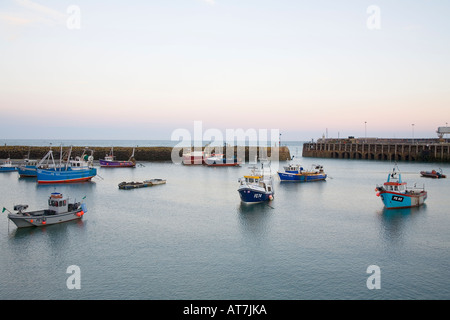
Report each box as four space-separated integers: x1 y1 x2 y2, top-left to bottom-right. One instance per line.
303 138 450 162
0 146 291 162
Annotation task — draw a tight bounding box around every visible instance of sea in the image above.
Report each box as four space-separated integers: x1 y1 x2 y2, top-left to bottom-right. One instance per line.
1 139 450 301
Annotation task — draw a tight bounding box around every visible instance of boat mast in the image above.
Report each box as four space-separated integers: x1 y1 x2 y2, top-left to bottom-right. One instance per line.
59 144 63 171
65 146 72 170
37 147 55 169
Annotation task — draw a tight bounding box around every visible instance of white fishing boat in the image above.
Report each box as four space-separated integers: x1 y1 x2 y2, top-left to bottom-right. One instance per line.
238 162 274 203
0 158 18 172
6 192 87 228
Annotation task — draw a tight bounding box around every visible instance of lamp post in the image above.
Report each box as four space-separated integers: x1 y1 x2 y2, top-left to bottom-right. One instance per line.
365 121 367 142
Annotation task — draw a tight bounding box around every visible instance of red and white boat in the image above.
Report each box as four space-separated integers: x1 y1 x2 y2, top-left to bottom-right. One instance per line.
182 151 205 165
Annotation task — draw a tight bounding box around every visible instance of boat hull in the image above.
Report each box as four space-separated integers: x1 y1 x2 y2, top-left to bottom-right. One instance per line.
379 191 427 209
238 187 273 203
0 167 17 172
99 159 135 167
182 157 205 165
18 166 37 177
37 168 97 184
277 172 327 182
8 210 84 228
420 171 446 179
206 160 240 167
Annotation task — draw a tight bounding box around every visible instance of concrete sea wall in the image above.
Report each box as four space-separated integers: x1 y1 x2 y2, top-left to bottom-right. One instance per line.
303 138 450 162
0 145 291 162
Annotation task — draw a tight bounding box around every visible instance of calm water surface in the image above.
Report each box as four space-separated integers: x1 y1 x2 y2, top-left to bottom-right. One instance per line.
1 143 450 300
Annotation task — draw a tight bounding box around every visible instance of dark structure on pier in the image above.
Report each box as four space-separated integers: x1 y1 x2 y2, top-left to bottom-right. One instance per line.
303 138 450 162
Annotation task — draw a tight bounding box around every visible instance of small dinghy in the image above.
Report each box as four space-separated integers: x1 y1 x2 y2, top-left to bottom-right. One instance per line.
118 179 166 190
420 169 446 179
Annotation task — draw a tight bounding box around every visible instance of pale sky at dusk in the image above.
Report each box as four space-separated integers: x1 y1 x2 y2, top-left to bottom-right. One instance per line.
1 0 449 141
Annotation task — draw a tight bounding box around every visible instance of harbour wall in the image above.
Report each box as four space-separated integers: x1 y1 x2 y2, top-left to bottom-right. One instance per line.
0 145 291 162
302 138 450 162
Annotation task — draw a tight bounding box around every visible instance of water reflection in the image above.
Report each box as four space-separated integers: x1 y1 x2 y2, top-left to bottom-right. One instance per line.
377 205 426 245
18 176 37 183
237 202 273 237
8 218 86 240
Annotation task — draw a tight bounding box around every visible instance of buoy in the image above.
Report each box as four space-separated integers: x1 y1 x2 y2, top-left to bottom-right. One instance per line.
42 221 46 225
269 195 273 200
376 192 380 197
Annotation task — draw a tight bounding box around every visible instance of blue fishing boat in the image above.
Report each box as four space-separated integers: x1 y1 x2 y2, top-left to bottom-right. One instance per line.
375 165 427 209
238 162 274 203
277 164 327 182
17 158 39 177
36 146 97 184
0 158 17 172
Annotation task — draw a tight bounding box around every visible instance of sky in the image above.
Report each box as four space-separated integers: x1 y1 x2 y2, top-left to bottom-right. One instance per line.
1 0 449 141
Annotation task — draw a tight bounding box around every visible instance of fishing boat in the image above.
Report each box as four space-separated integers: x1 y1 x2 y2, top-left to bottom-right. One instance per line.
420 169 446 179
238 162 274 203
277 164 327 182
17 158 39 177
0 158 18 172
99 147 136 167
375 165 427 209
5 192 87 228
36 146 97 184
182 150 206 165
118 179 166 190
205 153 241 167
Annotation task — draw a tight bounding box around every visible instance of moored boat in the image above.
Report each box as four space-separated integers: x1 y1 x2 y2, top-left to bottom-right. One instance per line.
118 179 166 190
420 169 446 179
375 165 427 209
205 153 241 167
36 146 97 184
99 147 136 167
17 158 39 177
182 150 205 165
277 164 327 182
238 162 274 203
0 158 18 172
6 192 87 228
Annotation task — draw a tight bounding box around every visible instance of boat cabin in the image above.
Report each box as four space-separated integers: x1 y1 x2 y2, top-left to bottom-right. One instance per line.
383 181 407 192
48 193 69 214
283 164 303 173
240 175 273 192
23 159 38 166
70 154 94 169
384 172 407 193
104 154 115 161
